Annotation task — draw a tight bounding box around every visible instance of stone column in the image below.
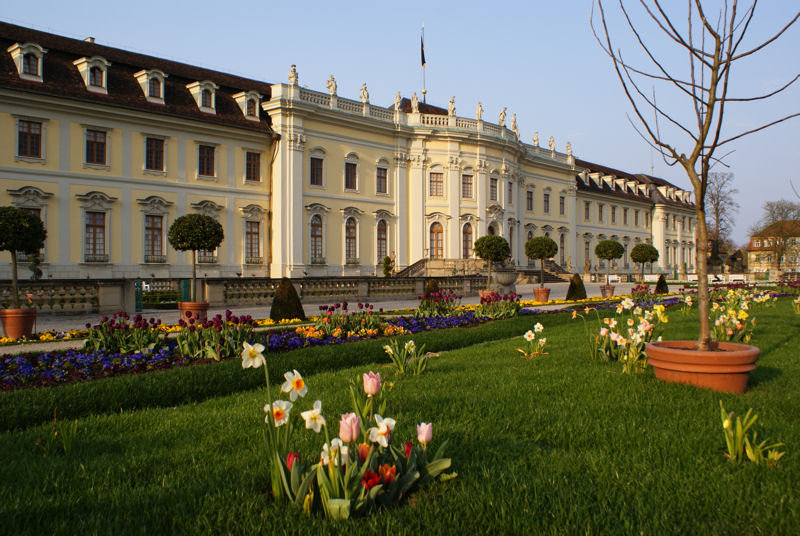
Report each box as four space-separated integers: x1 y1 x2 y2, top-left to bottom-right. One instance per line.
408 151 426 263
393 152 408 269
652 206 667 272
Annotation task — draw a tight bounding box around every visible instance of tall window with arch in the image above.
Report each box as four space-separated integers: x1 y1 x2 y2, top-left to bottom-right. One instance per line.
310 215 323 262
376 220 387 262
429 222 443 259
509 226 514 256
462 223 473 258
560 234 565 265
345 218 357 262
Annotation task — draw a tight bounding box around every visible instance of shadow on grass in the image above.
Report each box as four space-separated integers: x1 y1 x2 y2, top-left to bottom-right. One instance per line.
747 365 782 388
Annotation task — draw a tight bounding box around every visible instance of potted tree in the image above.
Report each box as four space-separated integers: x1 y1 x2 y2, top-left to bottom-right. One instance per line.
473 235 511 295
168 214 224 320
594 1 799 393
630 243 659 283
525 236 558 303
0 206 47 339
595 239 624 298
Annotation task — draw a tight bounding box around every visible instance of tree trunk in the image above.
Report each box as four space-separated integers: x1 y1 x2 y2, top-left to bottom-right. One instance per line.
486 261 492 290
192 250 198 302
10 251 19 309
695 210 711 350
640 262 644 283
540 258 545 289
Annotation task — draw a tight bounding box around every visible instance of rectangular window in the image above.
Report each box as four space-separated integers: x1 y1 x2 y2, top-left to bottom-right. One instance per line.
376 167 388 194
345 162 357 190
672 215 676 230
634 210 639 227
611 206 616 224
526 191 533 211
598 204 604 222
145 137 164 171
645 211 650 228
584 202 590 221
543 193 550 213
245 152 261 182
429 172 444 197
507 182 513 205
198 145 215 177
85 211 106 261
559 195 565 216
85 130 106 165
310 157 323 186
461 174 473 199
624 208 629 225
490 178 498 201
245 221 260 260
18 120 42 158
144 215 163 262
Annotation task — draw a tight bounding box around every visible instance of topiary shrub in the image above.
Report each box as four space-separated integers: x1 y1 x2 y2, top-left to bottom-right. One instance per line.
168 214 224 302
655 273 669 295
424 279 440 295
595 239 625 285
525 236 558 288
566 273 587 301
270 278 307 321
474 234 511 289
630 243 659 282
0 206 47 308
382 256 394 278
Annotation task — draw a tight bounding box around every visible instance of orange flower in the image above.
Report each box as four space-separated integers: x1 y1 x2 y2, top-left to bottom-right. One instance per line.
357 442 371 462
379 463 397 485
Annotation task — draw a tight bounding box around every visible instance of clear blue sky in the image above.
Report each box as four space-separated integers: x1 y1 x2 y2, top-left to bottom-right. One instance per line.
3 0 798 245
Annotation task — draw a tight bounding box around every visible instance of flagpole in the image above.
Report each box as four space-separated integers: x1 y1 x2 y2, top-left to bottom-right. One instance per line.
421 23 427 104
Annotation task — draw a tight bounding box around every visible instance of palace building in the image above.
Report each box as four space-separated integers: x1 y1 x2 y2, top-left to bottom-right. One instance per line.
0 22 697 282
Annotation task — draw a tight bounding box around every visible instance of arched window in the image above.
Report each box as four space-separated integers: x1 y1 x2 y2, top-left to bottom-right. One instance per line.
488 225 496 235
345 217 357 261
23 53 38 75
560 234 565 264
148 77 161 98
246 98 256 117
310 215 323 262
376 220 387 261
462 223 473 258
89 66 103 87
201 89 212 108
430 222 443 259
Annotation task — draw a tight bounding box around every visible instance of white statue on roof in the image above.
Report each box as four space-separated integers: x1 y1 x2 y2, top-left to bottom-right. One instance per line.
533 131 539 147
511 114 519 136
394 92 402 111
548 135 555 153
326 75 337 96
448 96 456 116
360 83 369 104
475 101 483 121
498 107 507 127
566 141 572 157
411 92 420 113
288 65 298 86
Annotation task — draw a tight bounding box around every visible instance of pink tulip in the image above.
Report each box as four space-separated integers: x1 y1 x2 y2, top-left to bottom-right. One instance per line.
339 412 360 443
362 371 381 396
417 422 433 446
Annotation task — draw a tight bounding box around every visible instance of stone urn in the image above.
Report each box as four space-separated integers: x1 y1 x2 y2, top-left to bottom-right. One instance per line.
493 269 518 287
645 340 759 394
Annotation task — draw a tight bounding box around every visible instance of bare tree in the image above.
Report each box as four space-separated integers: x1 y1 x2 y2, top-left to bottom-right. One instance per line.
592 0 800 350
705 171 739 264
750 200 800 270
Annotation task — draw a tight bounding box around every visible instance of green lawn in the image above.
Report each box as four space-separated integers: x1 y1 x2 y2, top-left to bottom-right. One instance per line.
2 301 798 535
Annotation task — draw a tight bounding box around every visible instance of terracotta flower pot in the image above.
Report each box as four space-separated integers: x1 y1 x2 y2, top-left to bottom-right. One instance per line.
599 284 615 298
645 340 759 394
178 301 209 321
533 287 551 303
0 308 37 339
478 289 495 300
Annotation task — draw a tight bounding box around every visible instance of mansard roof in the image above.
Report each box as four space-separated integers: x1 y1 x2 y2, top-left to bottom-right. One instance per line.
393 97 449 115
0 21 273 134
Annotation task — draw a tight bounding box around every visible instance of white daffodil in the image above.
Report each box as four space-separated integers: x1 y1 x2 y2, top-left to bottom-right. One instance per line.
539 338 547 346
320 438 349 466
241 342 266 369
633 306 643 316
383 345 394 355
404 340 416 353
616 305 624 315
622 298 635 310
265 400 293 427
281 369 308 401
524 330 535 342
301 400 326 433
534 323 544 333
367 414 396 448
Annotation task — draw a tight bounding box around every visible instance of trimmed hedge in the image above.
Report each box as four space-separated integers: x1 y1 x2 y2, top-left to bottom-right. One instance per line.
0 314 571 431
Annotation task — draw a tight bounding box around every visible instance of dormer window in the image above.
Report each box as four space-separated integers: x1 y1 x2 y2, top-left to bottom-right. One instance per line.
73 56 111 94
233 90 262 121
186 80 218 114
7 42 47 83
134 69 168 104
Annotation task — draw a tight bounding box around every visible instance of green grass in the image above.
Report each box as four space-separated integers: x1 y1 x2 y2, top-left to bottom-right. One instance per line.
1 301 798 534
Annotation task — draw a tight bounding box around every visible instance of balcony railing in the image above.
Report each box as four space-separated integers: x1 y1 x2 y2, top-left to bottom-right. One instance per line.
311 257 326 265
244 256 263 265
84 253 109 263
144 255 167 264
197 255 218 264
345 257 360 265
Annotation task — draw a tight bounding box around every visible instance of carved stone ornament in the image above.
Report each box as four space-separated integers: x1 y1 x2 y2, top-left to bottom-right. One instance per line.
288 64 298 85
136 195 173 215
76 190 117 210
325 75 337 96
411 93 420 113
190 199 224 217
241 204 266 221
7 185 53 209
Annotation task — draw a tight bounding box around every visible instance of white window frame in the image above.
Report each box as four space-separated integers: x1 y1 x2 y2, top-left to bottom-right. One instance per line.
134 69 168 104
14 115 48 164
309 147 327 189
137 195 173 264
241 204 266 265
244 149 262 183
344 152 359 192
7 42 47 83
196 142 219 180
73 56 111 94
82 125 111 170
376 158 390 196
142 134 168 175
232 90 263 121
343 215 360 264
77 191 117 264
186 80 219 114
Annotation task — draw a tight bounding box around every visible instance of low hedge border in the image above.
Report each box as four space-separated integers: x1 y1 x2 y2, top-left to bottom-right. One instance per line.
0 313 572 432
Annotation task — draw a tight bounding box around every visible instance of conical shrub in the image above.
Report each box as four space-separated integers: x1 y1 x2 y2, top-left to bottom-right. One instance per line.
566 273 587 301
270 278 307 321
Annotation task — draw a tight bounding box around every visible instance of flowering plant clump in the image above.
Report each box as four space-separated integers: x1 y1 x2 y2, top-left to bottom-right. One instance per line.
719 401 784 466
630 284 652 302
175 310 256 360
516 323 547 358
83 312 167 354
475 291 522 319
708 288 771 344
680 293 694 316
415 289 462 318
315 302 383 336
572 298 668 374
383 339 431 375
241 347 453 520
